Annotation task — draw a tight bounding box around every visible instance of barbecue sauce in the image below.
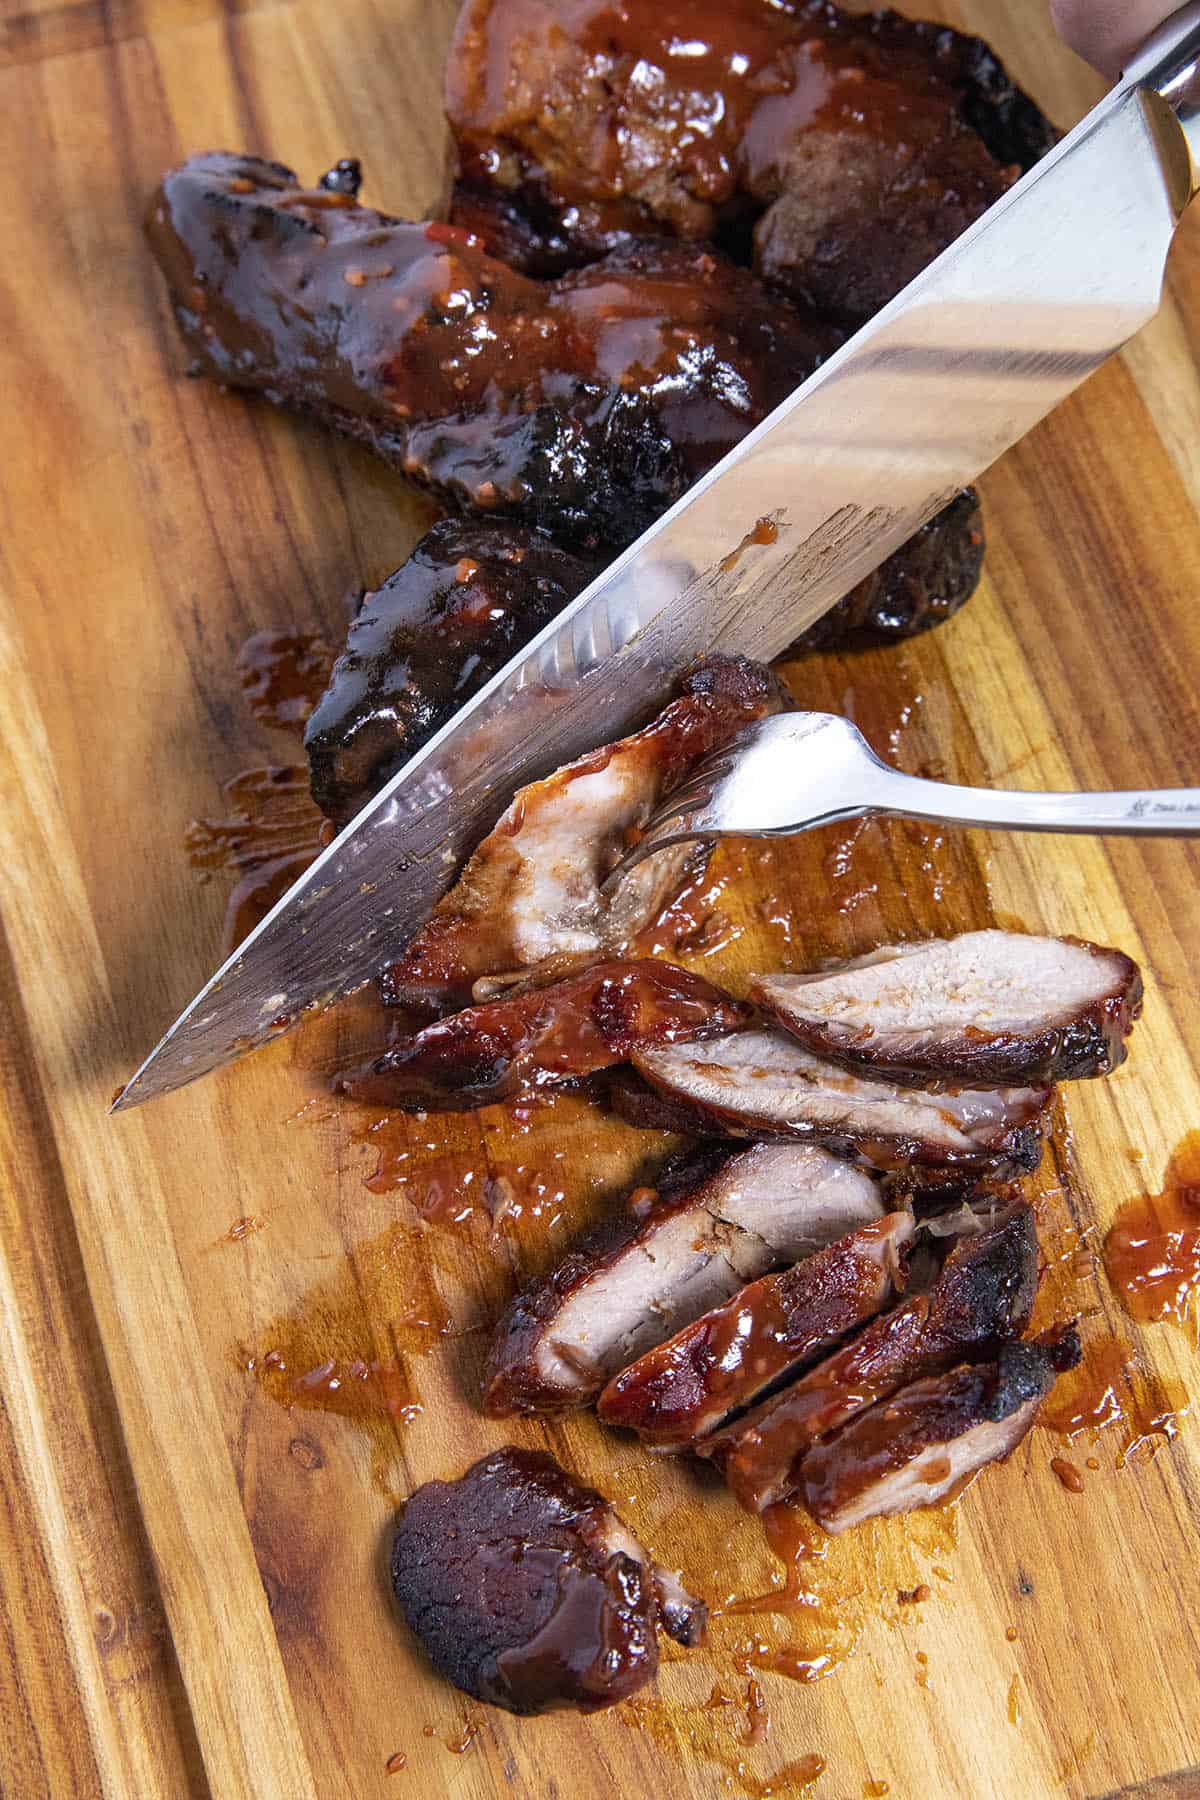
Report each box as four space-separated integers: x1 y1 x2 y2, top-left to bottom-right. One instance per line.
485 1553 657 1712
237 629 334 732
720 516 780 572
338 960 748 1109
1038 1335 1131 1440
1104 1132 1200 1336
184 764 324 954
450 0 1012 243
722 1502 826 1616
602 1216 905 1443
1049 1456 1084 1494
148 154 836 553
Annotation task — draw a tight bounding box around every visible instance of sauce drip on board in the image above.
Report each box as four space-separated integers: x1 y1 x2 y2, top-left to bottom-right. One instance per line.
239 1219 466 1492
620 1688 826 1798
720 516 780 572
1029 1121 1191 1463
1049 1456 1084 1494
334 1084 663 1265
184 627 334 950
184 764 325 954
237 629 334 731
1036 1329 1189 1468
711 1491 960 1699
1104 1131 1200 1339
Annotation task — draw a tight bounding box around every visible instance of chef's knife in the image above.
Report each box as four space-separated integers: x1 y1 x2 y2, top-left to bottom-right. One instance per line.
114 6 1200 1109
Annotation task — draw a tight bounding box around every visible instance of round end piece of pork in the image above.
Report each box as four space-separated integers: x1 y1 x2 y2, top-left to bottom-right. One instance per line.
390 1447 705 1713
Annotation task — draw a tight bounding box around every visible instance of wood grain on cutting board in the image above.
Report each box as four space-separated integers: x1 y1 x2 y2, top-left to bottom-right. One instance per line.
0 1 1197 1795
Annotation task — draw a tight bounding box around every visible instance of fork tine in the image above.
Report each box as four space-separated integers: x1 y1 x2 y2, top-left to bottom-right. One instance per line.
602 740 738 892
643 743 740 819
603 816 717 891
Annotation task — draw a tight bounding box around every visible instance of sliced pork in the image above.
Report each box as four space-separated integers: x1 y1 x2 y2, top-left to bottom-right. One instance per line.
390 1447 704 1712
631 1030 1052 1175
483 1144 884 1416
798 1337 1074 1533
597 1210 914 1447
705 1203 1038 1511
753 931 1142 1088
381 656 786 1012
337 961 748 1109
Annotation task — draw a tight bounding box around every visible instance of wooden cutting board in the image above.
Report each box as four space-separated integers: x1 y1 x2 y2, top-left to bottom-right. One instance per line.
2 2 1200 1795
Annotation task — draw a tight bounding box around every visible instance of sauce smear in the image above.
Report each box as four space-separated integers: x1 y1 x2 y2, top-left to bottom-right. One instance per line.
184 764 324 953
237 629 333 732
1104 1132 1200 1338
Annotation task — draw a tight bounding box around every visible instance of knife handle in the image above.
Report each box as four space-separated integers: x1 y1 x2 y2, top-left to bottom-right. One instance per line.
1127 2 1200 206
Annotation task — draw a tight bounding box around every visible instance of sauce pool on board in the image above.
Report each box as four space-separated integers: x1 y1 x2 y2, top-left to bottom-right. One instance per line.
1103 1131 1200 1338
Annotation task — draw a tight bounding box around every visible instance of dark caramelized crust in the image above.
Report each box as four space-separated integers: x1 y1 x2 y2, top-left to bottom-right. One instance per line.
447 181 614 277
798 1337 1069 1532
753 932 1144 1089
786 490 984 654
390 1447 704 1712
335 960 748 1109
483 1143 883 1416
305 519 598 824
446 0 1055 322
145 154 838 551
380 655 788 1012
597 1210 913 1446
704 1204 1039 1511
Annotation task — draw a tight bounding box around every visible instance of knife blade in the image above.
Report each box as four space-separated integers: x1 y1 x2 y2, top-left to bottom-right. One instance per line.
114 7 1200 1109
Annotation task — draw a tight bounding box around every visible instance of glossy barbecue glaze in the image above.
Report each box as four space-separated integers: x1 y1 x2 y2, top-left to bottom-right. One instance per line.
304 493 987 835
305 519 598 824
798 1335 1076 1533
704 1204 1039 1511
145 154 838 551
446 0 1055 319
597 1209 914 1445
336 960 749 1108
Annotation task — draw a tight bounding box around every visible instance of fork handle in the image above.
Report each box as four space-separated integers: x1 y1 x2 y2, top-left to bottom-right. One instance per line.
875 768 1200 835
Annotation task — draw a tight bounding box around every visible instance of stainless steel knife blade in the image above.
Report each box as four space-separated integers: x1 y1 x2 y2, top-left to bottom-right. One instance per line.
114 7 1200 1109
